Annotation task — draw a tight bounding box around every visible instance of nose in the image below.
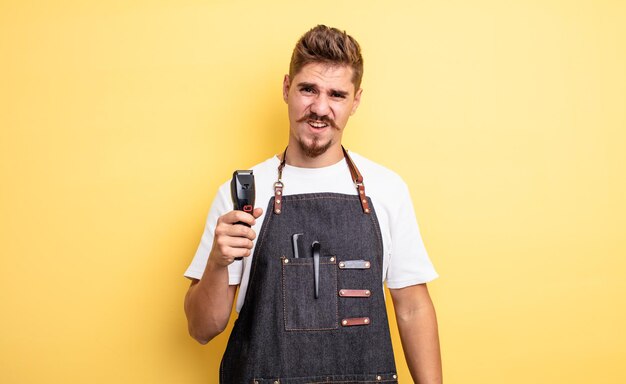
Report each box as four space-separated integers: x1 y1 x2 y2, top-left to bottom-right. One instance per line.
310 94 330 117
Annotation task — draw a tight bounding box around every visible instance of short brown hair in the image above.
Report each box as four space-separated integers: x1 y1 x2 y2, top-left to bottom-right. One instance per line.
289 25 364 90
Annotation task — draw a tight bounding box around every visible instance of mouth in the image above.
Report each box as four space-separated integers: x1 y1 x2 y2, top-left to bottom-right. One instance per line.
297 113 337 130
307 120 329 129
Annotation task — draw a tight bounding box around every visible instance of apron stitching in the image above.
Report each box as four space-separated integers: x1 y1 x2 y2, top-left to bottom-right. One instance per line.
281 256 288 330
248 198 275 297
285 196 361 202
365 200 384 277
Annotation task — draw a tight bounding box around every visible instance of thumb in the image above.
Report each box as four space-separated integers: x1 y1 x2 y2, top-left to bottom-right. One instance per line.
253 207 264 219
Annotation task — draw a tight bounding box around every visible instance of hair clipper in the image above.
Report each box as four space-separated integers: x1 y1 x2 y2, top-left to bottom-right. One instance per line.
230 170 255 260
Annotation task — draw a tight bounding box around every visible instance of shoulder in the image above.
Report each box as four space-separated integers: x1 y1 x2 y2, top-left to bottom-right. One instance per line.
250 155 281 174
348 151 408 194
216 155 280 194
347 151 414 224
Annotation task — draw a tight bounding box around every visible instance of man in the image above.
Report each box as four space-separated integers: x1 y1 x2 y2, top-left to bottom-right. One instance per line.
184 25 442 383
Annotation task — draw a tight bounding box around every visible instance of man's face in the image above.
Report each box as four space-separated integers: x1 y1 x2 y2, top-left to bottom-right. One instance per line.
283 62 362 158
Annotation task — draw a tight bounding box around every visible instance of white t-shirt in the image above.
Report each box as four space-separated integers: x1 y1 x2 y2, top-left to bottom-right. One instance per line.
185 151 438 312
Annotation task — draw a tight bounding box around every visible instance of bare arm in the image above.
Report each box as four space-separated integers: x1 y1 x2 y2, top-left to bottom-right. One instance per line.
389 283 442 384
184 207 263 344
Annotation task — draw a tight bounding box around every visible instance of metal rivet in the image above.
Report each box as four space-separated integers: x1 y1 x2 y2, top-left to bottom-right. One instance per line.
276 199 281 204
339 262 344 268
393 374 397 379
364 318 370 324
365 290 370 296
339 290 344 296
362 199 367 203
254 381 259 384
275 209 281 214
376 376 382 381
365 262 370 268
342 320 348 325
274 381 279 384
283 259 289 264
365 208 370 213
359 190 364 194
330 257 335 262
277 191 282 195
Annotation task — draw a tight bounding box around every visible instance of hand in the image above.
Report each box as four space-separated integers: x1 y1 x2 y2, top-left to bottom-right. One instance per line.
208 207 264 268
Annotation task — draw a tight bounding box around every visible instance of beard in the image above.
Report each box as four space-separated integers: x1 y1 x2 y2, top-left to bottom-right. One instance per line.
297 136 333 158
295 113 338 158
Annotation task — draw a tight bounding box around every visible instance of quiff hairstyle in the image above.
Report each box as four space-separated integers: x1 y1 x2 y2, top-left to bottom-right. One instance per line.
289 25 364 91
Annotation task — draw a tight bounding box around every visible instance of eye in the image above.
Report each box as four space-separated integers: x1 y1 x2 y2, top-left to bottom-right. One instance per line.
331 92 347 99
301 86 316 94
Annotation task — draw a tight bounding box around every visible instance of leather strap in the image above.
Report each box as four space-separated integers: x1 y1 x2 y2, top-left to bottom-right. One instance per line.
339 289 371 298
342 146 370 214
273 146 371 214
341 317 371 327
273 148 288 214
338 260 371 269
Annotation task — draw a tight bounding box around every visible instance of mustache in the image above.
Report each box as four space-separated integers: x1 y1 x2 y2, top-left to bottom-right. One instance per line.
297 113 339 129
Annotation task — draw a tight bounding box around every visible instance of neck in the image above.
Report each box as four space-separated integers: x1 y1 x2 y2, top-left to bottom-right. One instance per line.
281 143 344 168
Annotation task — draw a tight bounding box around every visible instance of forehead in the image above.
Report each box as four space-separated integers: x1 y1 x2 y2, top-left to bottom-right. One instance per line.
292 63 356 93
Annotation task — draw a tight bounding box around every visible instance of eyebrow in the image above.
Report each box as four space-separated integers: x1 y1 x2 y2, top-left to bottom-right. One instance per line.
297 82 350 97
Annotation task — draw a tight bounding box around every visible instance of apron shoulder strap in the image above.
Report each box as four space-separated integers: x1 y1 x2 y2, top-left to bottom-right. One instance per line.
341 146 371 214
273 147 371 215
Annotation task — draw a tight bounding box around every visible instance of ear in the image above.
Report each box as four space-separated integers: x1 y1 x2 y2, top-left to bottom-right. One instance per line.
350 88 363 115
282 74 290 103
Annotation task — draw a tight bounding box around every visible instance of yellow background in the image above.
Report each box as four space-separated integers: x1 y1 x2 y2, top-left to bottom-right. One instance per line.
1 0 625 383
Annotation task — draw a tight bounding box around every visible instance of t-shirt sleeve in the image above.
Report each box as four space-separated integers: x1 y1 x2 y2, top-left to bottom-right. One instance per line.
184 182 244 285
385 182 439 288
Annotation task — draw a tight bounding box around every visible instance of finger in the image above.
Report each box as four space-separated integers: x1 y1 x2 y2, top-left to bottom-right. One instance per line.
224 246 252 260
220 236 254 250
232 248 252 259
217 222 256 240
214 238 253 261
252 207 264 219
221 210 257 226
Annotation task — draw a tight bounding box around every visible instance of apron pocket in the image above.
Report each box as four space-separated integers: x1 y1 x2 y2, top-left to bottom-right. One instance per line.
282 256 338 331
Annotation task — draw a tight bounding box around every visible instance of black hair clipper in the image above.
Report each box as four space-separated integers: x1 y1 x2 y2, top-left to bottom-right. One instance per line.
230 170 255 260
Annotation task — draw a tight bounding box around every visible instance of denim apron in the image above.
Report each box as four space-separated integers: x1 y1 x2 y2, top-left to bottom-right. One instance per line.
220 148 398 383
